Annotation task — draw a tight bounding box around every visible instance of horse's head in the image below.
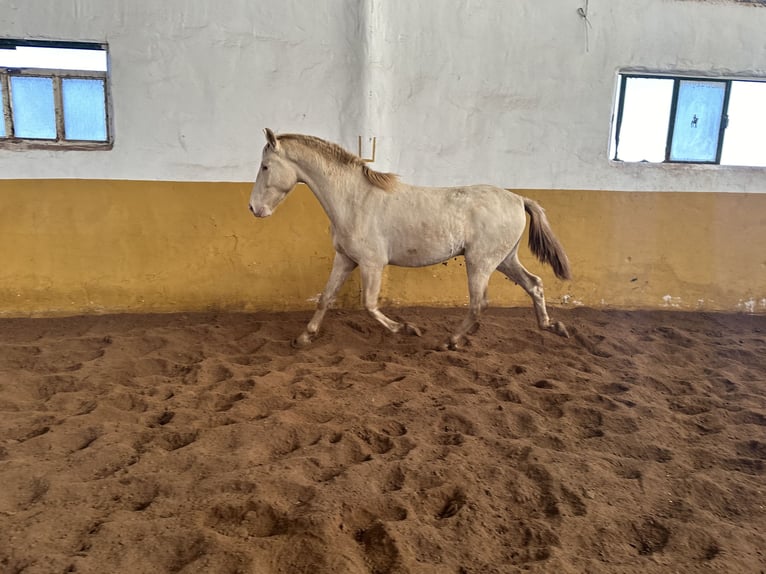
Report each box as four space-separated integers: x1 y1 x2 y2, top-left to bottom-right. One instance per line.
249 128 299 218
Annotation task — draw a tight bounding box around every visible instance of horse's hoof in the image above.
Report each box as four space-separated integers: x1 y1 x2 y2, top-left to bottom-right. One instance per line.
292 333 312 348
404 323 422 337
552 321 570 338
446 336 463 351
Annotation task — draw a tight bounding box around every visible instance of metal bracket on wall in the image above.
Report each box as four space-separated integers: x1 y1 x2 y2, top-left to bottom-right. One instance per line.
358 136 376 163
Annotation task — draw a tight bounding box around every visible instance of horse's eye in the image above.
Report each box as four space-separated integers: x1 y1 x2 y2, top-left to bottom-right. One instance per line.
262 165 268 172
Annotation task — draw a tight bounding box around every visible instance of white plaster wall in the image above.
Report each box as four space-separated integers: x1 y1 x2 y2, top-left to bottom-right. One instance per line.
0 0 369 181
1 0 765 192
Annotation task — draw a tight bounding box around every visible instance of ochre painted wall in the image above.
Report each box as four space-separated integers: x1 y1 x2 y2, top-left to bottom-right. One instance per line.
1 180 764 317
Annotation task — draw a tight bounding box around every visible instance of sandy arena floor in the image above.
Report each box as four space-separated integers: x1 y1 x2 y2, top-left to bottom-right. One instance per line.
1 307 764 573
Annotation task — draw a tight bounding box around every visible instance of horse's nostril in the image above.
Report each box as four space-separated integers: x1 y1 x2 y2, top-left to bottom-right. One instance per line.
249 204 256 215
250 205 269 218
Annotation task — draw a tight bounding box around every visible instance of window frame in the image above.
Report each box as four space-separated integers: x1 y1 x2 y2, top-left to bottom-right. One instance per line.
665 77 730 164
0 39 112 151
611 72 764 166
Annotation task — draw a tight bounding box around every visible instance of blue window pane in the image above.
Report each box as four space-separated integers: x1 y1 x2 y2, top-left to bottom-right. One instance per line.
669 80 726 162
0 82 5 137
10 76 56 139
62 78 107 141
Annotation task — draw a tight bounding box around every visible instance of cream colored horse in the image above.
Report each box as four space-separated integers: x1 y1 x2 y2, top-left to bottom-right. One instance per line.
249 129 571 349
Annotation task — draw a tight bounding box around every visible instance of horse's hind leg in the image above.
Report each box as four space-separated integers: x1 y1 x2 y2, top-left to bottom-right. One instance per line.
294 252 357 347
360 264 422 336
448 262 494 350
498 255 569 337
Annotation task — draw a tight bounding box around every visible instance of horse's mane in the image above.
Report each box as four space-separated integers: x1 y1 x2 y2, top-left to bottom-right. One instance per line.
277 133 398 191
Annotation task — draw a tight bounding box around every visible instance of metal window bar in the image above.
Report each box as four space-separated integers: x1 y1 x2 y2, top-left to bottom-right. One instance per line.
714 82 732 165
613 75 627 160
1 72 12 137
0 39 106 51
52 75 65 140
664 79 681 162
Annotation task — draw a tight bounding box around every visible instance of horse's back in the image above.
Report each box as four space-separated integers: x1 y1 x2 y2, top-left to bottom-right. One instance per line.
395 183 524 212
369 183 527 265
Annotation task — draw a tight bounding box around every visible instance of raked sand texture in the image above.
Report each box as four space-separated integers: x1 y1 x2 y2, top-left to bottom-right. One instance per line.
0 307 764 573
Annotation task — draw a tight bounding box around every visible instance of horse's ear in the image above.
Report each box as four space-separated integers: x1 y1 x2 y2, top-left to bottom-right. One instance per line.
264 128 279 150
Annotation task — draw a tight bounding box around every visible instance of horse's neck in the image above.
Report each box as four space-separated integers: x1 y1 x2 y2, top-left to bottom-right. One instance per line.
294 158 365 228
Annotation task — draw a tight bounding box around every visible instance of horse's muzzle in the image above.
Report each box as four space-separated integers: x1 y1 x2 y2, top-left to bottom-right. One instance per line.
249 204 271 218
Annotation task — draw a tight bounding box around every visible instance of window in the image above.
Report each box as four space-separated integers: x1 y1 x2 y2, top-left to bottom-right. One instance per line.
0 39 111 149
611 73 766 167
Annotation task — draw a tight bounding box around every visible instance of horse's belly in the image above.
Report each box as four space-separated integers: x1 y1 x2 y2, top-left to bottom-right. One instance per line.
388 237 464 267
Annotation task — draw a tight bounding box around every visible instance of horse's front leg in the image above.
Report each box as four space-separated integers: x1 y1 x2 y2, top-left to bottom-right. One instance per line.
360 265 421 337
293 252 357 347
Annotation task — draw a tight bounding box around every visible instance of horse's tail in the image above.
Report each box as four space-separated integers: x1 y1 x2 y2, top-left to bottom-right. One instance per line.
523 198 571 280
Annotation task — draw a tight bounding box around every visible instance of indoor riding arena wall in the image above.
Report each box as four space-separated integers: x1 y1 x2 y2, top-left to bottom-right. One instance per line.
1 180 764 317
1 1 765 318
